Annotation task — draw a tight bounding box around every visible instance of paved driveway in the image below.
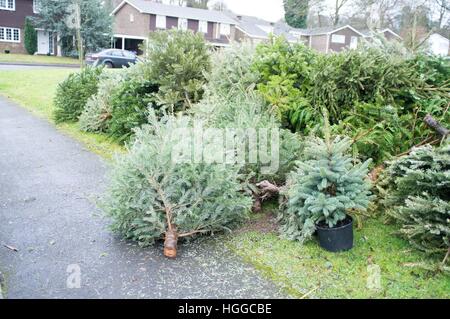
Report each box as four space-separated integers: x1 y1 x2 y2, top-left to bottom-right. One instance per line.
0 97 285 299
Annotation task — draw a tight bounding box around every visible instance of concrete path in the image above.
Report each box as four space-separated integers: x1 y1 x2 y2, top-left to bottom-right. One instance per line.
0 97 285 299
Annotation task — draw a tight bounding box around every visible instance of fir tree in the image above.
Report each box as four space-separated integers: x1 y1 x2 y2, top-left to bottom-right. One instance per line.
24 17 37 55
280 113 373 242
102 111 252 255
382 141 450 265
145 30 211 112
284 0 309 29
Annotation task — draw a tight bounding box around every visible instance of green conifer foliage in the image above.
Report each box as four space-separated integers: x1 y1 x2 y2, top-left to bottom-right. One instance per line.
102 111 252 246
382 142 450 261
280 118 373 242
24 17 37 55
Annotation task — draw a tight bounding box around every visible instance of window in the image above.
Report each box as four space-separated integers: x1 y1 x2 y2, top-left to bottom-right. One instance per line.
220 23 230 36
33 0 39 13
156 15 166 29
130 13 134 22
178 18 188 31
0 0 15 10
46 32 54 54
350 36 358 49
6 28 12 41
110 50 124 57
13 28 19 41
123 51 135 58
199 20 208 33
213 24 220 39
331 34 345 44
0 27 20 43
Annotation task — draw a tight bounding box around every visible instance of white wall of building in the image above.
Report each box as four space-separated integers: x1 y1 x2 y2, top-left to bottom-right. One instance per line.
427 33 449 56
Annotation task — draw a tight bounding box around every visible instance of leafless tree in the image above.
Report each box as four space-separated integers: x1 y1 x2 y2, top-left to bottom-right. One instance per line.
332 0 350 26
434 0 450 28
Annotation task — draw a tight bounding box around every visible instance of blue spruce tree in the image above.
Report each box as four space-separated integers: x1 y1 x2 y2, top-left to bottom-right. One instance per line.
280 113 373 242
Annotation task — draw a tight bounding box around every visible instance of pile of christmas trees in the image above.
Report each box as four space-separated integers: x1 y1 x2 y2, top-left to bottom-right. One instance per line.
382 141 450 269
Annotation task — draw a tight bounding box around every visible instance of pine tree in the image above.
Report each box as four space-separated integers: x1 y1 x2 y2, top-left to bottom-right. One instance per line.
24 17 37 55
382 141 450 265
284 0 309 29
280 114 373 242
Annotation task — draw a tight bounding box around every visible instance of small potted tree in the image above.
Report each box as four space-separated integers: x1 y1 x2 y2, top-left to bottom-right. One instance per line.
280 112 373 252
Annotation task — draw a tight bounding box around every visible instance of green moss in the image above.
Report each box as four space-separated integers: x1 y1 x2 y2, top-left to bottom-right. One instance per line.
227 217 450 299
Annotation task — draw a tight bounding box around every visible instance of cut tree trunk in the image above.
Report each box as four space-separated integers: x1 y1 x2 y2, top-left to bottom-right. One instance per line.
164 229 178 259
252 196 262 213
424 114 450 137
256 180 281 200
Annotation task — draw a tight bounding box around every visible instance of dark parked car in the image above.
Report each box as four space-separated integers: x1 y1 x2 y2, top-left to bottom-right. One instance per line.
86 49 138 68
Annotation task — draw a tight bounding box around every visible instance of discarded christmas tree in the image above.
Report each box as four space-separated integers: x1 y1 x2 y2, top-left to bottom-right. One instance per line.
279 112 373 244
383 141 450 268
102 111 252 258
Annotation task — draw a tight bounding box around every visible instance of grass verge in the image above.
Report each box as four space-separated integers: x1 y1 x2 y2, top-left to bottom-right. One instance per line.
0 53 79 65
0 68 122 160
226 204 450 299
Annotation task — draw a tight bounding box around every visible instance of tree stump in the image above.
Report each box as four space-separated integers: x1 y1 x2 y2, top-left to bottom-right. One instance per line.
164 230 178 259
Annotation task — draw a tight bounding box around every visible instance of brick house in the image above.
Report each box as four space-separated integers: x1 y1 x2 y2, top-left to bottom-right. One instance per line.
231 18 395 54
0 0 59 55
360 28 402 42
290 25 365 53
231 14 297 46
111 0 237 53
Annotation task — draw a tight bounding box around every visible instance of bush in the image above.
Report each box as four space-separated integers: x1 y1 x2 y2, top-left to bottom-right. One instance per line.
107 63 159 143
382 142 450 263
280 121 373 243
102 111 252 246
79 70 125 133
53 66 103 123
145 30 211 112
24 17 37 55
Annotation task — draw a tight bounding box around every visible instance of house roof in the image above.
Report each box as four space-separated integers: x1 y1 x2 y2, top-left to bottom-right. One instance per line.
227 14 298 42
429 32 450 41
290 25 365 37
360 28 402 39
112 0 236 25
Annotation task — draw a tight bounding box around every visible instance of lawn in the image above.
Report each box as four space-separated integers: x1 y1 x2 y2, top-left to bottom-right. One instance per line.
0 53 79 65
0 68 122 159
226 203 450 299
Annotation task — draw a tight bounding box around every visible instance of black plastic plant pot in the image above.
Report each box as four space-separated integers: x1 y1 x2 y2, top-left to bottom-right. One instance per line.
316 215 353 252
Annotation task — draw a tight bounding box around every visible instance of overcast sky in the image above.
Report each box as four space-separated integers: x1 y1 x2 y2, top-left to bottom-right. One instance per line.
218 0 285 22
209 0 447 24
